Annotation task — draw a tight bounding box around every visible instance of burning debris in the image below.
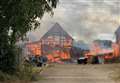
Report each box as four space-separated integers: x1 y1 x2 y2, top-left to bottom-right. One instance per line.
85 40 120 64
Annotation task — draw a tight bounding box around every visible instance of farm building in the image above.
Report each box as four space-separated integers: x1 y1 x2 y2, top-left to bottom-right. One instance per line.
85 39 120 64
25 23 73 63
115 26 120 45
114 26 120 57
40 23 73 62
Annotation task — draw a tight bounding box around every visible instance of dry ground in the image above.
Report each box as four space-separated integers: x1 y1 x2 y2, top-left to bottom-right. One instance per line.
33 64 120 83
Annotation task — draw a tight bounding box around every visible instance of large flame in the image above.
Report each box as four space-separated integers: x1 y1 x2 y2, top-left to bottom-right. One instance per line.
26 43 41 56
85 42 120 60
26 42 71 63
25 37 72 63
47 50 70 63
112 43 120 57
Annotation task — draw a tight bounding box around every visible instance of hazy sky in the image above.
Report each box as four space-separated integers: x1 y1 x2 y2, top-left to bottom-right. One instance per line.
28 0 120 43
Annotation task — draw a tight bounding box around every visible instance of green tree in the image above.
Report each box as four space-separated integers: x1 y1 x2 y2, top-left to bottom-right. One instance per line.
0 0 58 73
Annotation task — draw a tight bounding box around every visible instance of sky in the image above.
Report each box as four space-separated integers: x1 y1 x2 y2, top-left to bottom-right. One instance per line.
27 0 120 43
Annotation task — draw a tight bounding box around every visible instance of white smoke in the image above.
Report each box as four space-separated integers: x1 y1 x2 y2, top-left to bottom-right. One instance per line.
28 0 120 43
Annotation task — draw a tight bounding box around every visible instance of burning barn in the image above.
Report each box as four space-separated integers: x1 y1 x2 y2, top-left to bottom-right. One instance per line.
40 23 73 63
25 23 73 63
85 40 120 64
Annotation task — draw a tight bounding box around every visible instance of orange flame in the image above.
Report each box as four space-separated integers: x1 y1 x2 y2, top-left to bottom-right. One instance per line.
85 42 120 60
26 43 41 56
112 43 120 57
46 50 70 63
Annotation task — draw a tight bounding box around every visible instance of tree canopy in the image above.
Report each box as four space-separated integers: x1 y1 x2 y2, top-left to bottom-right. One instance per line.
0 0 58 73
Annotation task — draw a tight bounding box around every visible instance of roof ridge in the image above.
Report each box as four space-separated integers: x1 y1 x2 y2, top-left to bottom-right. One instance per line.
40 23 73 40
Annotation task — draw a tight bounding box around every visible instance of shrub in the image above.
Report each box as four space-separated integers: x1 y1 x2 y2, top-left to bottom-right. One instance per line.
0 62 42 82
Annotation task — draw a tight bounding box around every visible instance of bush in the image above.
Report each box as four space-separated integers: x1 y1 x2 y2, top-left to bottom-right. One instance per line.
16 62 33 80
0 62 43 82
0 71 18 81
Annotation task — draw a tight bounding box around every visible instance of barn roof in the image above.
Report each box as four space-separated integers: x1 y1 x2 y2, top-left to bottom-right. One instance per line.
40 23 73 40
